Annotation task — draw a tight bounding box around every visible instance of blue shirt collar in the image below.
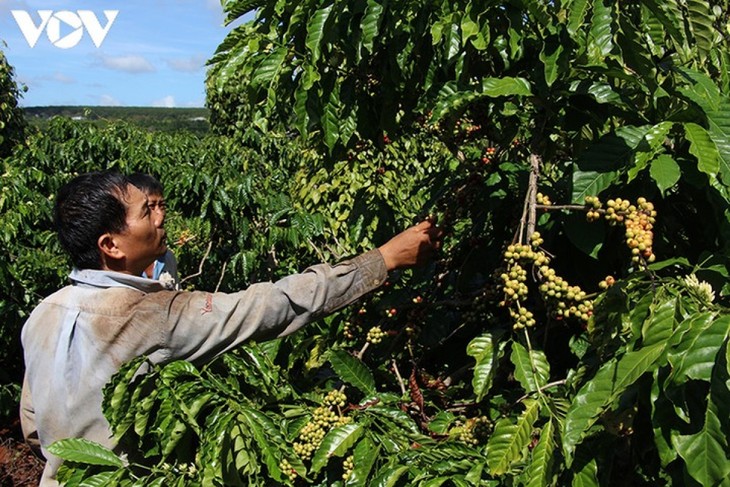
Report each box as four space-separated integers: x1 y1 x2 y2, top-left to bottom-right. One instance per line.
69 268 168 292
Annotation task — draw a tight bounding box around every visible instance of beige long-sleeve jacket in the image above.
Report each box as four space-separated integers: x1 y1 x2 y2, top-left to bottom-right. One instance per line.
21 249 387 485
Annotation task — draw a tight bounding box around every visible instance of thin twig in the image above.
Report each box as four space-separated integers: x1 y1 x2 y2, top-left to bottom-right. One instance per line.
307 237 327 262
526 153 541 238
214 260 228 293
180 240 213 284
391 359 407 396
355 341 370 360
514 379 567 404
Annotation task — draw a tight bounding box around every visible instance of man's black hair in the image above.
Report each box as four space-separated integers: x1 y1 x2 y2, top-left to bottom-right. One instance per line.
54 171 130 270
128 172 163 196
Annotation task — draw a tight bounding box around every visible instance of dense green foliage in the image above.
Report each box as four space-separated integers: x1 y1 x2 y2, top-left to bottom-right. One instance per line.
2 0 730 486
0 47 27 158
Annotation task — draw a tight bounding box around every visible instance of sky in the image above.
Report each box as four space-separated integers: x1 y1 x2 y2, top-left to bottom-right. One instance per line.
0 0 246 107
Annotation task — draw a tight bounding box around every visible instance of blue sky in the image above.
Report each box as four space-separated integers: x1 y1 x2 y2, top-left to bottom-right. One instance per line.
0 1 244 107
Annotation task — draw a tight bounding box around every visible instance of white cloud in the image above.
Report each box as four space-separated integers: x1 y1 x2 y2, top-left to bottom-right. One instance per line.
52 72 75 84
167 54 206 73
99 94 121 106
98 54 155 73
152 95 175 108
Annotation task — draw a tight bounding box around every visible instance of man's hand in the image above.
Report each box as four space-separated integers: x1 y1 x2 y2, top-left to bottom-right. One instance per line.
378 219 443 271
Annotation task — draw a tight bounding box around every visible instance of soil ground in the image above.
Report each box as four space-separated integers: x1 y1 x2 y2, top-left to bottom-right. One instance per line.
0 418 43 486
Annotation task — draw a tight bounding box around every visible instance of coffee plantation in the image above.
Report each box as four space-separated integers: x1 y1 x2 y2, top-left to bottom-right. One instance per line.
2 0 730 485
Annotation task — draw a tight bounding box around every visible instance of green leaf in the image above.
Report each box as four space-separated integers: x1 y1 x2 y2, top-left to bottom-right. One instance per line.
566 0 591 35
239 408 284 478
676 68 721 111
650 155 681 195
251 47 287 88
486 399 540 475
686 0 715 63
347 436 380 487
571 451 599 487
368 406 420 434
428 411 456 435
371 465 410 487
628 122 674 182
540 37 564 87
673 341 730 486
641 296 676 348
322 91 342 153
571 170 618 204
685 122 720 178
78 470 120 487
480 77 532 97
562 344 665 462
329 349 376 395
305 4 334 64
360 0 383 57
311 423 363 473
706 100 730 188
668 314 730 383
511 341 550 394
103 356 147 428
586 0 613 65
48 438 125 467
466 332 498 401
431 77 531 122
523 419 555 487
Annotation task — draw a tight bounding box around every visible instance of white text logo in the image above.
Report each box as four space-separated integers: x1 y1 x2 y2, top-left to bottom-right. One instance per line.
11 10 119 49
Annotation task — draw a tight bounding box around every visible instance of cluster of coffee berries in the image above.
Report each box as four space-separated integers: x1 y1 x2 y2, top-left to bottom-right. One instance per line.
342 455 355 481
323 389 347 409
279 458 297 482
510 306 536 329
538 266 593 322
624 198 656 263
536 192 552 206
481 146 496 165
385 307 397 317
459 416 493 446
343 321 359 340
500 262 529 301
503 241 550 265
500 236 553 329
604 198 631 224
584 195 602 222
500 240 551 300
293 406 352 460
598 275 616 289
529 231 544 247
464 288 490 323
367 326 386 344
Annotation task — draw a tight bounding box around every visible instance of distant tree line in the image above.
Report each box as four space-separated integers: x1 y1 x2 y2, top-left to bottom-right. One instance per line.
23 106 210 136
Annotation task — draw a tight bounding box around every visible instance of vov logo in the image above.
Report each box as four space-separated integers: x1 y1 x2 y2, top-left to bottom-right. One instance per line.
11 10 119 49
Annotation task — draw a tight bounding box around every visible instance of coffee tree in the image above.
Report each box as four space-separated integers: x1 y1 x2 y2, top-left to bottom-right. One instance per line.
0 46 26 158
17 0 730 485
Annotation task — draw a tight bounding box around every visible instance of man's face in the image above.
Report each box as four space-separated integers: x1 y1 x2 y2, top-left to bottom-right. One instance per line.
112 184 167 274
146 191 167 219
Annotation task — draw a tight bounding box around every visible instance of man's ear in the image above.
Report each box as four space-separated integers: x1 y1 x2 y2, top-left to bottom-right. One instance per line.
98 233 124 260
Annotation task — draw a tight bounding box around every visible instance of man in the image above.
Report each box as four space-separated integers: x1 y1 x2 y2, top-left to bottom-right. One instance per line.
127 172 179 288
20 171 442 485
